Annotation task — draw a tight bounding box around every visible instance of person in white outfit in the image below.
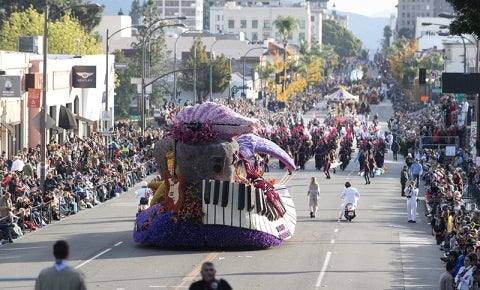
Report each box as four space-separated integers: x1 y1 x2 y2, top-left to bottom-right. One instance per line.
135 181 153 214
338 181 360 222
455 253 476 290
404 181 419 223
307 176 320 218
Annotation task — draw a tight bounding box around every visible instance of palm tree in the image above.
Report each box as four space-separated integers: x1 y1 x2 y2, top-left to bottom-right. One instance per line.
273 16 299 92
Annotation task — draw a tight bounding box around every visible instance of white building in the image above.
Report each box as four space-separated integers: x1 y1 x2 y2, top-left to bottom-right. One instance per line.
209 1 322 46
0 50 111 157
414 17 478 73
155 0 203 31
414 17 450 51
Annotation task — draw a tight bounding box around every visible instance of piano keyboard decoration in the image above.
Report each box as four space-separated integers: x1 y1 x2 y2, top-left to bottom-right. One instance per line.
201 179 296 240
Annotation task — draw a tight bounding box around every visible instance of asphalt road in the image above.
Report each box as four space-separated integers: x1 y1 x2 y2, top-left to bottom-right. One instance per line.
0 100 444 290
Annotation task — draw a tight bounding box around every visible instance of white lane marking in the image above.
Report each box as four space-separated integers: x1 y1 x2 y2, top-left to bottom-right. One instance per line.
334 228 339 233
114 241 123 247
315 251 332 288
75 248 112 269
173 252 218 290
330 239 335 244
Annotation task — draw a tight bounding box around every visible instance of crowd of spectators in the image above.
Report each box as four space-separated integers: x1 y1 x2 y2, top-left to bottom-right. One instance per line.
0 124 160 244
386 80 480 289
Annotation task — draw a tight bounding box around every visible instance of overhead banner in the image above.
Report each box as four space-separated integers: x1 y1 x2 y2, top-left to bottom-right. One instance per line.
27 88 41 108
72 66 96 88
0 76 21 97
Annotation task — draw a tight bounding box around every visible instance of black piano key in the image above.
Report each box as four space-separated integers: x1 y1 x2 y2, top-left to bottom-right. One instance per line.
213 180 221 205
203 179 211 204
247 185 255 211
221 181 230 207
238 183 246 210
255 188 266 215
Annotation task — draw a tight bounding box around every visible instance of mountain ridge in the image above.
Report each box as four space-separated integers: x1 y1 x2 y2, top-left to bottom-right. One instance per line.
341 11 390 57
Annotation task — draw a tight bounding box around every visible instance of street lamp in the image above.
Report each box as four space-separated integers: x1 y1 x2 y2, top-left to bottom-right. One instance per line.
173 29 202 103
40 1 100 191
209 38 220 100
104 24 146 157
140 17 186 135
282 38 288 93
242 46 265 97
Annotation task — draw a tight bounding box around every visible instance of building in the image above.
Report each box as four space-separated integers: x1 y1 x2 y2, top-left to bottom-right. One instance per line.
396 0 453 38
414 17 451 51
0 50 110 157
327 3 348 29
155 0 203 31
209 1 322 46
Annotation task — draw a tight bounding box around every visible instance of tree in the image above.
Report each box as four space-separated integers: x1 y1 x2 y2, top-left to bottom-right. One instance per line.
297 42 325 87
178 40 210 103
397 27 413 39
322 19 362 58
129 0 142 25
0 0 104 33
178 40 231 103
129 0 170 108
113 50 138 119
382 25 392 50
386 37 419 91
273 15 299 92
0 7 101 54
445 0 480 36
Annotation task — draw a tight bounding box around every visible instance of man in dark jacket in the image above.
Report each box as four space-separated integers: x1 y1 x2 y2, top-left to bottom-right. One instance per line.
391 139 399 161
189 262 232 290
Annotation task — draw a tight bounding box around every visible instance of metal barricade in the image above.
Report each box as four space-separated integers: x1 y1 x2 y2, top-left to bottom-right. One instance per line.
419 136 459 149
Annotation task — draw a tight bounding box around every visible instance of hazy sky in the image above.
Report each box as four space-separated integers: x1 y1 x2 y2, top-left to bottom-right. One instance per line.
328 0 398 17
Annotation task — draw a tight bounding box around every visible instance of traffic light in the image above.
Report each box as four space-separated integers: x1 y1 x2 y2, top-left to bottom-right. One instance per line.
419 68 426 85
275 73 281 84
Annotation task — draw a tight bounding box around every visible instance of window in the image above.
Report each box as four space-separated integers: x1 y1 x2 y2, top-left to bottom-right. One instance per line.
252 19 258 29
299 32 305 41
299 20 305 29
228 19 234 29
264 19 270 29
240 20 247 29
263 32 270 39
252 32 258 42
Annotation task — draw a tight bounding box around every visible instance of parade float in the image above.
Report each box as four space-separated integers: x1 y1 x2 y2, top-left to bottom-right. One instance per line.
133 102 297 249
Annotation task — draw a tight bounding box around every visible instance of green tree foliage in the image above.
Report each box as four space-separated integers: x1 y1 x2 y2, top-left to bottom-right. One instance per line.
397 27 412 39
445 0 480 36
386 37 419 88
129 0 170 108
0 7 101 54
382 25 392 49
210 55 232 97
273 15 299 41
113 50 138 119
178 40 211 103
322 19 362 58
0 0 103 33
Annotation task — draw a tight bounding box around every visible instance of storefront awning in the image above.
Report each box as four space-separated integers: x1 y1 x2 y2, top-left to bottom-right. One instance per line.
58 106 78 130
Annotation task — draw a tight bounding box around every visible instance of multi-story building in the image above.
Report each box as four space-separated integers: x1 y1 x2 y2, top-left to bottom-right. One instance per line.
396 0 453 39
155 0 203 31
209 1 322 46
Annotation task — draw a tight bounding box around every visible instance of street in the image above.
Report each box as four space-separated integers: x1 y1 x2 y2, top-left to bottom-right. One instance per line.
0 100 444 290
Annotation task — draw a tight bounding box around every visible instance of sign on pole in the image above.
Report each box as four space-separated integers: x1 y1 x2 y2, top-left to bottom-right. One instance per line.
101 110 112 121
